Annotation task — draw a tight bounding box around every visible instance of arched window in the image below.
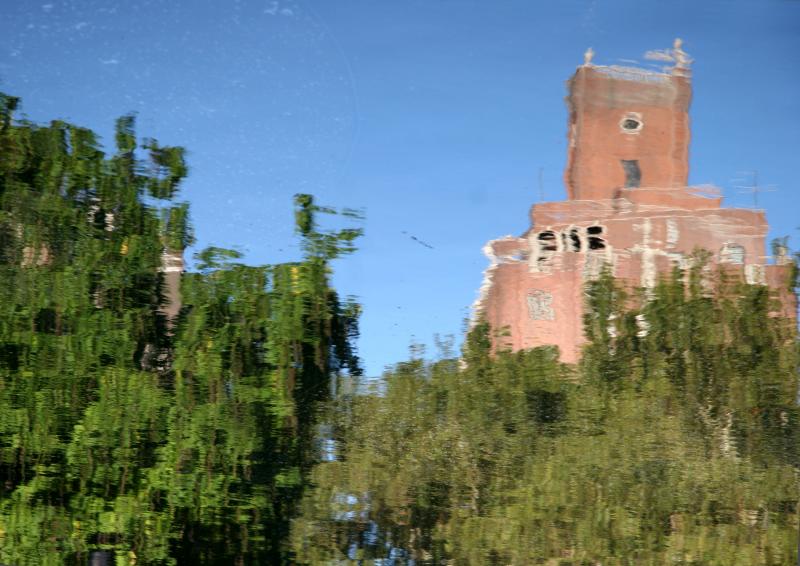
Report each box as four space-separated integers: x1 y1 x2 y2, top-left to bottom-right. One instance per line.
720 243 745 265
537 231 557 252
535 230 558 269
587 226 606 250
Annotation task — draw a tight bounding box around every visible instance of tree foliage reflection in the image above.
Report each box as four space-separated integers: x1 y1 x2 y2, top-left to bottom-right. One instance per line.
0 94 361 564
294 267 799 565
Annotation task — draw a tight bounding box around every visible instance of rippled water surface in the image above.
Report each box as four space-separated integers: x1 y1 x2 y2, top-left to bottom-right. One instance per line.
1 2 799 564
294 320 800 565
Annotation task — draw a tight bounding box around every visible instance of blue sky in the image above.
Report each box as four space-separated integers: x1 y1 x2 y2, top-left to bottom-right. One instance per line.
2 0 798 375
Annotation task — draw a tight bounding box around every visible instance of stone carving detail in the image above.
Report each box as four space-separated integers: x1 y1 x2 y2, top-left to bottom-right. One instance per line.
527 290 555 321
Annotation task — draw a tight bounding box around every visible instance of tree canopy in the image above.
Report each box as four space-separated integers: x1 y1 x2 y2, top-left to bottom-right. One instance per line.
0 94 362 564
0 92 797 565
293 265 799 565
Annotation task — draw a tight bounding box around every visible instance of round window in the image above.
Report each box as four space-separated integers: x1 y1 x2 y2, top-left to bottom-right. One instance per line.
620 114 643 133
622 118 641 130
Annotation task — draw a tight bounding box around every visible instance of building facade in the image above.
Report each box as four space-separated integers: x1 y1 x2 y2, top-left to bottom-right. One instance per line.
475 41 793 363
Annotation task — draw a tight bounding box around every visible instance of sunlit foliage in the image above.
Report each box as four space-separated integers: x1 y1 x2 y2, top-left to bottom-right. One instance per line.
0 95 361 564
293 265 799 565
1 91 798 565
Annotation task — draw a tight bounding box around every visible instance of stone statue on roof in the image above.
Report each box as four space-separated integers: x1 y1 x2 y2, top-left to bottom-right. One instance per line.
583 47 594 66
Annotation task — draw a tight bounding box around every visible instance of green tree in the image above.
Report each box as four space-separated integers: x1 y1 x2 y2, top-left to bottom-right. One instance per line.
0 93 362 564
293 261 799 565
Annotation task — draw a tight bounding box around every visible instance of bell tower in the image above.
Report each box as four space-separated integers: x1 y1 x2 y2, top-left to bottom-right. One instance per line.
563 40 693 201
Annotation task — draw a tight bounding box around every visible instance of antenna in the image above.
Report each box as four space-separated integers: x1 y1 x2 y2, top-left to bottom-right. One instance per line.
733 170 776 209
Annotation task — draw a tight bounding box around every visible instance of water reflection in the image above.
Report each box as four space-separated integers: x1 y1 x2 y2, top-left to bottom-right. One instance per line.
0 91 798 564
293 279 800 564
0 100 361 564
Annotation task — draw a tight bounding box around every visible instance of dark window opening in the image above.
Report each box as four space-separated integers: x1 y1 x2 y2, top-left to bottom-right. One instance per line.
587 226 605 250
537 231 557 252
622 118 641 131
621 159 641 188
589 238 606 250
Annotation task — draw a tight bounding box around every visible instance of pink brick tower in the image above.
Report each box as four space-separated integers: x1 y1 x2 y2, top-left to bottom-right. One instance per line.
475 41 793 362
